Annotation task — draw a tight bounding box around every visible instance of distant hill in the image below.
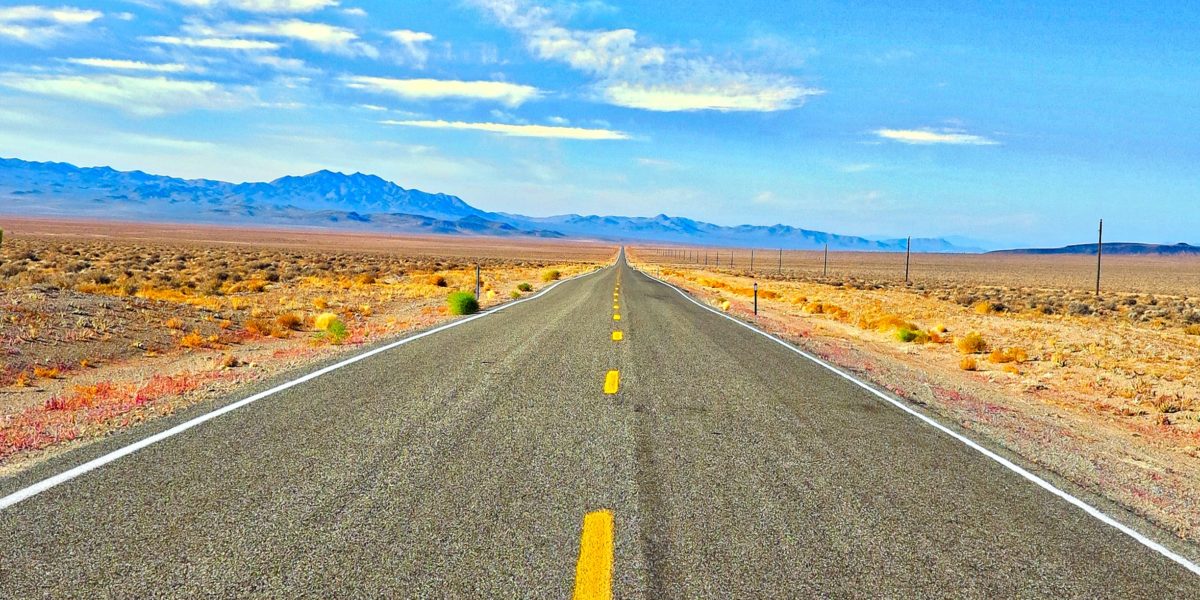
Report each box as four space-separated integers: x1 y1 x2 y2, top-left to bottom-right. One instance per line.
492 213 977 252
0 157 975 251
991 242 1200 256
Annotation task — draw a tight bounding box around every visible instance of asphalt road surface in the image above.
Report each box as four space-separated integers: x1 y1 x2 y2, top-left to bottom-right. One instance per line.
2 252 1198 598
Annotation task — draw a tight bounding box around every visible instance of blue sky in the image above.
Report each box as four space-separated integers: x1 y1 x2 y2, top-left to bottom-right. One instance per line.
0 0 1197 247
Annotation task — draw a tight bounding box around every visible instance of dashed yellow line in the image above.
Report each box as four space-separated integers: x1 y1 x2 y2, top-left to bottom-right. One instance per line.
613 304 619 310
612 331 623 341
603 370 620 394
572 510 614 600
613 314 621 321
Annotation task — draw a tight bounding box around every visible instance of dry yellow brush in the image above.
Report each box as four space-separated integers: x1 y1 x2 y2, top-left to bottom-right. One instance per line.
642 262 1200 439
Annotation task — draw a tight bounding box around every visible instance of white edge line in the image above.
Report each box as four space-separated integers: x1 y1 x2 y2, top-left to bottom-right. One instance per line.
634 265 1200 578
0 261 615 511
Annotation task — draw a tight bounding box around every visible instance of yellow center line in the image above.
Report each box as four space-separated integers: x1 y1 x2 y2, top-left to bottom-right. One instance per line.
611 331 623 341
572 510 614 600
613 304 619 310
603 370 620 394
613 314 621 321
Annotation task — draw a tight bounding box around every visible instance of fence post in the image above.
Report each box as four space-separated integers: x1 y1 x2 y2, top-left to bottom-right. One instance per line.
904 236 912 284
1096 219 1104 297
753 282 758 316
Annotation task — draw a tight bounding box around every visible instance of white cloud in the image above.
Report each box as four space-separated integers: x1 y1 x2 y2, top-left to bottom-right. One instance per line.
345 76 539 107
875 128 998 145
0 73 252 116
388 29 435 66
0 5 102 45
143 35 280 50
604 79 819 112
188 18 373 55
121 133 217 151
341 7 366 16
66 58 190 73
249 54 314 72
381 119 629 140
635 157 679 170
473 0 820 112
169 0 339 13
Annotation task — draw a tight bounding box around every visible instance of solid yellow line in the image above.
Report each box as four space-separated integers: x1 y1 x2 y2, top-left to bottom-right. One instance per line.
613 314 621 321
612 331 623 341
603 370 620 394
572 510 614 600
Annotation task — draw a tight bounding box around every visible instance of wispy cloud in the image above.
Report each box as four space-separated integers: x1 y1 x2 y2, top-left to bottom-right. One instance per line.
0 5 102 45
381 119 629 140
388 29 435 66
0 73 252 116
635 157 680 170
875 128 999 145
185 19 374 56
345 76 539 107
66 58 190 73
169 0 340 13
473 0 821 112
143 35 280 50
121 133 217 151
249 54 314 72
603 80 816 112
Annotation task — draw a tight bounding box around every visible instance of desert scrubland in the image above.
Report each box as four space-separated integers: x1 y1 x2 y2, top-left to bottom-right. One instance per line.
0 218 613 474
631 246 1200 542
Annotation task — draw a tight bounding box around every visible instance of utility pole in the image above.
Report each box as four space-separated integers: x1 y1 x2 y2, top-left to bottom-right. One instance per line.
750 249 755 272
475 264 481 300
823 243 829 277
1096 219 1104 297
778 248 783 275
904 236 912 284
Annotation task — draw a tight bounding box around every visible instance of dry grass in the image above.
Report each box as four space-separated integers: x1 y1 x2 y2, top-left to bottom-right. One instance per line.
633 247 1200 444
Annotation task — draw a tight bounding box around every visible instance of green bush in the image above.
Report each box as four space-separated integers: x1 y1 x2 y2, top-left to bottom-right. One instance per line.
509 290 521 299
448 291 480 315
313 316 349 344
894 328 929 343
517 282 533 292
326 319 349 343
541 269 561 282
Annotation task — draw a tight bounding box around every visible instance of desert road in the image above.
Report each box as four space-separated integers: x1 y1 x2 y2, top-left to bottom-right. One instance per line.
1 252 1198 598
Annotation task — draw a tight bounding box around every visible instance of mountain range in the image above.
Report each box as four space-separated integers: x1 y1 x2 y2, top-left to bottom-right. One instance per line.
991 242 1200 256
0 157 976 252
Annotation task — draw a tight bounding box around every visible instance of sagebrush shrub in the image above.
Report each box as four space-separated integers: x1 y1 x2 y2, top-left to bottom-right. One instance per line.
447 291 479 315
955 332 987 354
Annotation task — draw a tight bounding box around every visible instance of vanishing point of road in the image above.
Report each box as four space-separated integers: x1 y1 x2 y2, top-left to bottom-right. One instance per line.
2 251 1198 598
